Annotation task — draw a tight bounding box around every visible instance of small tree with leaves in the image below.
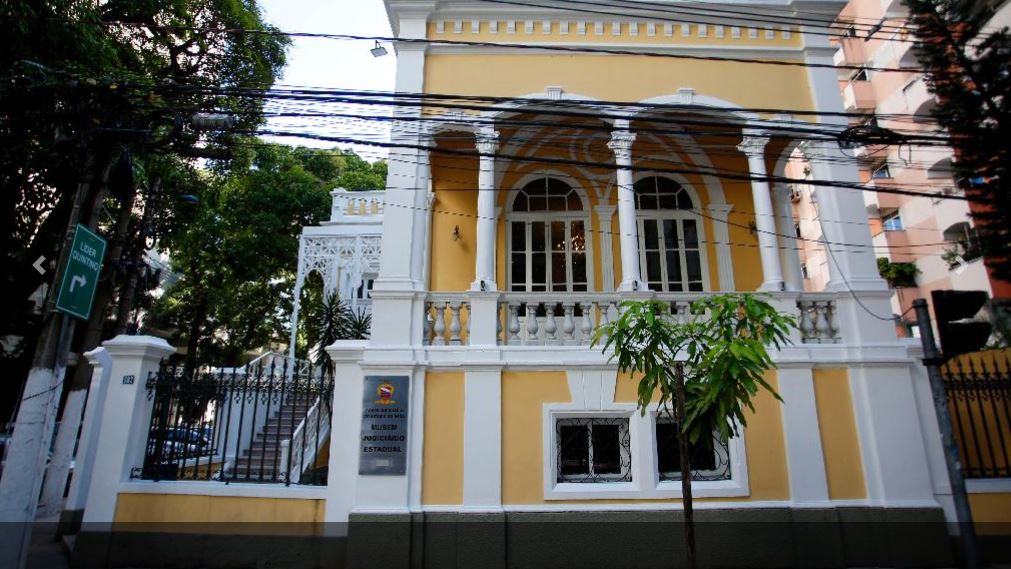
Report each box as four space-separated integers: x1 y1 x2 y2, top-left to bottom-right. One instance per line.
593 294 796 569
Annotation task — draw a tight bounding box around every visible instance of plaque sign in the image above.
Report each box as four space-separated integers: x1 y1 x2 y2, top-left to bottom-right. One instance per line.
358 375 410 475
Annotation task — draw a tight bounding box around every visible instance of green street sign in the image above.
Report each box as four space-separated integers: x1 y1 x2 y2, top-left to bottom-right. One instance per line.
55 224 107 320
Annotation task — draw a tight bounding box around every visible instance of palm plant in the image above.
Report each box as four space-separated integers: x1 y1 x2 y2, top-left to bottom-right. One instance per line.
308 291 371 370
592 293 796 569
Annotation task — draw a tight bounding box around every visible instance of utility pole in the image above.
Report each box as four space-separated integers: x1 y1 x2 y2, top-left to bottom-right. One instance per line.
913 299 980 569
0 149 107 569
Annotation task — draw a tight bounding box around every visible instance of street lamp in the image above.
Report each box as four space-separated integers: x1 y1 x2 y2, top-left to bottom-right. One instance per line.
370 41 388 58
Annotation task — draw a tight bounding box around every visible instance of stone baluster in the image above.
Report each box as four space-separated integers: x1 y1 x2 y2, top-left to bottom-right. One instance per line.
433 302 447 346
496 303 503 345
544 304 558 344
561 303 576 345
424 302 434 345
580 302 594 345
508 302 521 344
449 301 463 345
525 301 541 345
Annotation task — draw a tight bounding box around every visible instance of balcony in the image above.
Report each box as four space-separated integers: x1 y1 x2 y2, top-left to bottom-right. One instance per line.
843 80 876 111
902 77 936 119
833 38 867 78
422 291 842 348
326 188 385 224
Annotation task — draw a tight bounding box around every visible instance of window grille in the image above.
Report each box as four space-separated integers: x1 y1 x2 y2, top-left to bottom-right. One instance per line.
556 417 632 483
655 419 732 481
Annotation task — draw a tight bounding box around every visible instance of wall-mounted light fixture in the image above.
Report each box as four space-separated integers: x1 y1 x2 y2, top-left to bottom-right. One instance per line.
370 41 388 58
452 225 461 241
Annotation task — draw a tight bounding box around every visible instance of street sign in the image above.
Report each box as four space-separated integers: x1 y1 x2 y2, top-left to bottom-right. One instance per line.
55 224 107 320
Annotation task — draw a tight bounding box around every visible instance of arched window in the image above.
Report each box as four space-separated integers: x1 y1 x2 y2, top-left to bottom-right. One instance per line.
634 176 707 292
508 177 589 292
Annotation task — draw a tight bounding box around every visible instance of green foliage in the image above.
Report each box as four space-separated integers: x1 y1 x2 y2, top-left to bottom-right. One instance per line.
592 294 796 443
149 143 384 367
302 291 371 367
877 257 919 288
905 0 1011 282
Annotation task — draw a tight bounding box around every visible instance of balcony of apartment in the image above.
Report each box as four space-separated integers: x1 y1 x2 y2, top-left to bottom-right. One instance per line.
842 79 876 112
833 37 867 78
902 77 937 120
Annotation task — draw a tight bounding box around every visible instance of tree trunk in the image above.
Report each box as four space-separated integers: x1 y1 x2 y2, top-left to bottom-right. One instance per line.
114 177 158 334
675 362 696 569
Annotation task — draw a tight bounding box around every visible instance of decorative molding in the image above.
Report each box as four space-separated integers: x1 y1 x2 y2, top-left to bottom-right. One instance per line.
782 27 792 39
715 25 725 39
542 20 551 34
749 27 759 39
595 21 604 35
453 20 462 34
489 20 498 33
560 21 569 34
577 21 586 35
471 19 479 34
629 22 639 36
765 28 775 39
737 130 771 157
677 87 695 105
664 23 673 36
698 24 708 38
525 20 534 34
436 20 445 34
732 26 741 39
608 130 636 162
612 22 621 36
647 23 656 36
475 128 500 155
545 86 563 100
506 20 515 34
681 23 690 37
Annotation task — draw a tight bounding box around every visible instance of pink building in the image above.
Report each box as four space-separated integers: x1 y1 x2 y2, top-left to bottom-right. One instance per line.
792 0 1009 336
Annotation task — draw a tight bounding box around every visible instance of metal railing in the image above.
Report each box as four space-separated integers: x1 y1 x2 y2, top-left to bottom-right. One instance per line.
942 352 1011 479
136 358 333 485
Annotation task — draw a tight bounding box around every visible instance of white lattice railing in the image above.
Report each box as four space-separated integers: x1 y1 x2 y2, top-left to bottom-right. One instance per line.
330 188 384 221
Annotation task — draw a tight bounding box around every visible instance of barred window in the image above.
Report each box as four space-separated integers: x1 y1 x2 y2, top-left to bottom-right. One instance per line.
556 417 632 483
655 419 732 481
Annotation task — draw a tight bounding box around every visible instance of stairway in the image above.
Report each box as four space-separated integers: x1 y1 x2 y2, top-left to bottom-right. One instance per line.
227 399 311 482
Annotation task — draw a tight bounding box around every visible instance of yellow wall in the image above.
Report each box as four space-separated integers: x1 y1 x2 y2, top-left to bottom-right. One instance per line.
424 55 814 113
970 493 1011 534
501 371 571 504
113 494 323 534
812 368 867 500
422 372 465 505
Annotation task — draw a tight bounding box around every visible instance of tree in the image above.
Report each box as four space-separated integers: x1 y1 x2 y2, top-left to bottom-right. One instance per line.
904 0 1011 282
593 294 796 569
149 144 385 368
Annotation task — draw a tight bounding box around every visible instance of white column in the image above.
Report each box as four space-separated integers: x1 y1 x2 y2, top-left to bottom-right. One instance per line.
463 369 502 508
472 128 499 291
738 130 784 291
62 347 112 521
594 205 617 291
777 367 830 503
774 184 805 291
608 122 645 291
323 342 366 535
707 204 736 291
81 336 176 525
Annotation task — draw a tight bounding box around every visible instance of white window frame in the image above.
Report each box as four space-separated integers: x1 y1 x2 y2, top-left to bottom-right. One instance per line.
543 376 749 501
632 175 712 293
505 175 595 293
653 415 732 482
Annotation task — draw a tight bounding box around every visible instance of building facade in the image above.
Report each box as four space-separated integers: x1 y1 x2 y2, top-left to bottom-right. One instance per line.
66 1 1011 568
792 0 1010 335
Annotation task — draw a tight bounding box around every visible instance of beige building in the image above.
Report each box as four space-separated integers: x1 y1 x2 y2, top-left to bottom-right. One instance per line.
791 0 1008 334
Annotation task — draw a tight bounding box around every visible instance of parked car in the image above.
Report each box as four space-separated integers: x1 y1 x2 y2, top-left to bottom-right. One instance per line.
156 427 212 458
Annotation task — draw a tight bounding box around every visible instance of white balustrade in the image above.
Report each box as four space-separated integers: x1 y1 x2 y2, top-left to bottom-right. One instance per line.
796 295 840 343
330 189 386 221
421 291 844 348
424 294 470 345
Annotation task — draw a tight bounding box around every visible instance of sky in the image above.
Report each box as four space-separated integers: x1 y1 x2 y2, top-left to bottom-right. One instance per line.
257 0 398 158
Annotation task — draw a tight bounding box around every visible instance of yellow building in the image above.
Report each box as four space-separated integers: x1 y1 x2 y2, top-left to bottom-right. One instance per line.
67 1 1011 568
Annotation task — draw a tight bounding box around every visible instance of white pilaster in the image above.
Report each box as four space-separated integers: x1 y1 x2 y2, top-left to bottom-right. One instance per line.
848 365 937 504
594 205 617 291
463 369 503 508
706 204 736 291
738 131 784 291
608 122 645 291
777 367 830 503
774 184 805 291
324 342 366 534
472 128 499 291
81 336 175 525
63 347 112 517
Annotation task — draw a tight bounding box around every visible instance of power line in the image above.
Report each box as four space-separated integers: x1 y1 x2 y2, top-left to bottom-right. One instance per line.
100 21 925 74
